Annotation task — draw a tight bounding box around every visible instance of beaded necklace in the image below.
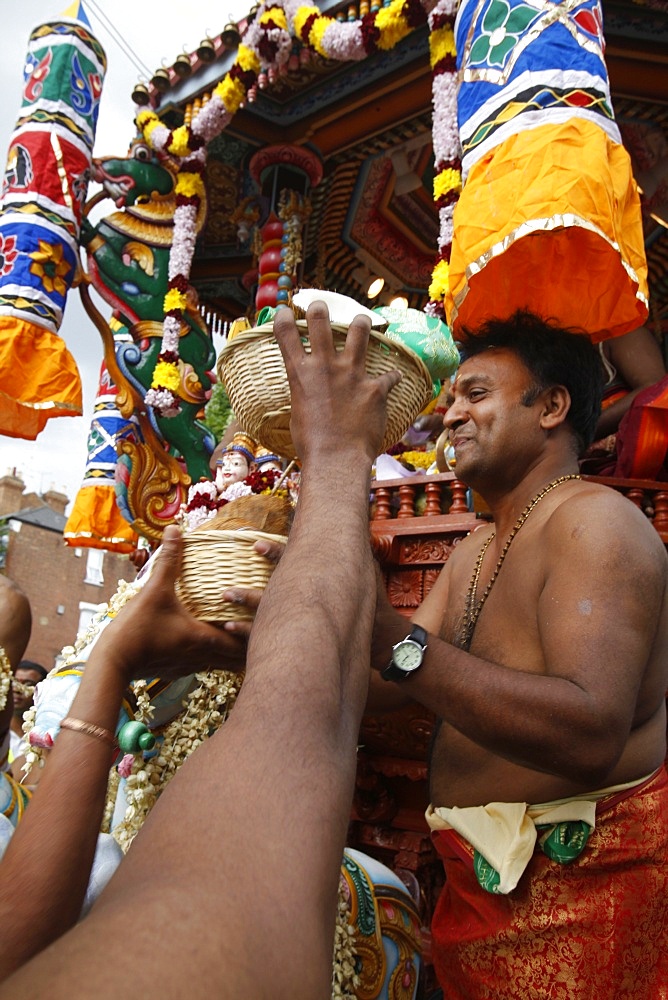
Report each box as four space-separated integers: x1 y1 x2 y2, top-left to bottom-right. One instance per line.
458 475 581 651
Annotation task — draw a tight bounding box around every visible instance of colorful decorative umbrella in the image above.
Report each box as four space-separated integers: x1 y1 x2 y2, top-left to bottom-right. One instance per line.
446 0 648 342
0 5 105 437
63 321 139 553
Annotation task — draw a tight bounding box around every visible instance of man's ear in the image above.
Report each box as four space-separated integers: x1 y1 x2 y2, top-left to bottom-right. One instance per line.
538 385 571 430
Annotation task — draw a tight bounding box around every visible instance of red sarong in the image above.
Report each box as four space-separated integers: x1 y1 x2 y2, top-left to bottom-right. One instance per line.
431 768 668 998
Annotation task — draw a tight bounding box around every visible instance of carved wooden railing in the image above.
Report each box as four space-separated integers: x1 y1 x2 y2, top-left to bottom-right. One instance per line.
348 471 668 986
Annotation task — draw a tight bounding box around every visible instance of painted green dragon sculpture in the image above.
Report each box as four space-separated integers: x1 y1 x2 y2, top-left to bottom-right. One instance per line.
79 137 216 541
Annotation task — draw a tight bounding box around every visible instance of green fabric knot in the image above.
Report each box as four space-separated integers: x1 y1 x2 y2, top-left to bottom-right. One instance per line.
537 819 592 864
473 820 593 894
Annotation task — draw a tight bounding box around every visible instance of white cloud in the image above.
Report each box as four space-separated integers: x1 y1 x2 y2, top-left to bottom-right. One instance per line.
0 0 250 510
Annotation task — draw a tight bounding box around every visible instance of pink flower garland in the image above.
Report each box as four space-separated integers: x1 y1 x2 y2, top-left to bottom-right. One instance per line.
143 150 207 415
425 0 460 320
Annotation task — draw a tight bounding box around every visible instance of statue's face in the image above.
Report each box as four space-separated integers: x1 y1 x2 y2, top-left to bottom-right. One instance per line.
217 452 249 488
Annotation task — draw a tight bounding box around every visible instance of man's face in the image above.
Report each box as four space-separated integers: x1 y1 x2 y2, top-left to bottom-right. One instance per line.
443 348 543 485
12 668 43 714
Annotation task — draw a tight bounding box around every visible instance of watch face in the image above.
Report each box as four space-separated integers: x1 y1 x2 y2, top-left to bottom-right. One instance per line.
393 640 423 672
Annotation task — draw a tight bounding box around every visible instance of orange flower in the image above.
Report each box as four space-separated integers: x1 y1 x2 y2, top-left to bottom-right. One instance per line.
28 240 71 296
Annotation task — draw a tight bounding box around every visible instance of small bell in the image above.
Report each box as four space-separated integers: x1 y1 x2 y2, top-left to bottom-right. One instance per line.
197 37 216 62
173 53 192 78
150 67 171 93
221 21 241 49
131 81 150 106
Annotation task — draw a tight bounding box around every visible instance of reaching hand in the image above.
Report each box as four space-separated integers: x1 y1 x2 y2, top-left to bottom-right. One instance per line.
94 525 249 682
273 302 403 464
220 536 286 639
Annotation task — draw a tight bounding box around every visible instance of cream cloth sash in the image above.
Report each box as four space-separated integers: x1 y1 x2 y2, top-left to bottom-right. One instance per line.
426 772 652 895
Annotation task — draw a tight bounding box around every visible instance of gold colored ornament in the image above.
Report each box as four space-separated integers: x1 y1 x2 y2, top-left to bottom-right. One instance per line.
459 475 581 650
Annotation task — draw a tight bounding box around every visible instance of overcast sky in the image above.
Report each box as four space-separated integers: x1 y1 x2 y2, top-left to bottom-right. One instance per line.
0 0 250 508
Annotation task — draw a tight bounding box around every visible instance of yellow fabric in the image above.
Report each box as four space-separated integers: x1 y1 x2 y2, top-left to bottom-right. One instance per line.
426 773 651 896
64 484 138 553
446 118 648 344
0 318 82 438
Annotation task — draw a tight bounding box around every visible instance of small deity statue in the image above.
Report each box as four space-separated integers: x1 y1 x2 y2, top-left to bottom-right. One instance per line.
214 433 258 491
254 446 283 474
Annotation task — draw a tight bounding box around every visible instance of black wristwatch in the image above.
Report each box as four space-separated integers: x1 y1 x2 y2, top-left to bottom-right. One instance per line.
382 624 428 681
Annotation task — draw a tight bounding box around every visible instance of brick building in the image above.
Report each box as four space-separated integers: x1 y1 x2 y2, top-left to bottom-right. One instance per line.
0 472 136 669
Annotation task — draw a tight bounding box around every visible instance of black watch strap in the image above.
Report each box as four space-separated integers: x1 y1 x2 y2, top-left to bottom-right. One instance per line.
405 624 428 647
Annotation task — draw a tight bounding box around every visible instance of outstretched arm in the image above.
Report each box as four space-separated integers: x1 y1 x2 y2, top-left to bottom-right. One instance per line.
0 530 245 982
596 326 666 437
0 579 31 773
3 303 402 1000
372 487 668 788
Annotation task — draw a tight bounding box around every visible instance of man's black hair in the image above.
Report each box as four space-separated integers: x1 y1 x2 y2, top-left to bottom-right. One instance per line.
16 660 48 681
458 310 604 455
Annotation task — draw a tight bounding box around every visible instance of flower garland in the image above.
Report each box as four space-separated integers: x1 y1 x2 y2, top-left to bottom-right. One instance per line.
0 647 12 712
332 879 359 999
135 0 437 419
426 0 461 320
182 467 286 531
143 151 207 416
400 448 436 469
111 668 243 853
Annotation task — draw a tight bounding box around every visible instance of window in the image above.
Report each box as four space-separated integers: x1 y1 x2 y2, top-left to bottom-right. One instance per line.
84 548 104 586
78 601 105 638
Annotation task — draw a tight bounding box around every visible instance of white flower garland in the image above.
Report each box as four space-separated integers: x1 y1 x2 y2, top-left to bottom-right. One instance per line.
0 647 12 712
332 880 360 999
111 668 243 853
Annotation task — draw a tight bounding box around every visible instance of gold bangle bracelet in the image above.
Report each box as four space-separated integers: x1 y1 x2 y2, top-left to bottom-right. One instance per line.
60 717 116 747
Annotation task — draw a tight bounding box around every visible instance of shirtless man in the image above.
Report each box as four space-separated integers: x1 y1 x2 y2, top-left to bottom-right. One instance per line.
371 310 668 998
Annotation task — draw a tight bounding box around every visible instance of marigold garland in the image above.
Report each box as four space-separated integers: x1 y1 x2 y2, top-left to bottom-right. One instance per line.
400 448 436 469
144 150 207 415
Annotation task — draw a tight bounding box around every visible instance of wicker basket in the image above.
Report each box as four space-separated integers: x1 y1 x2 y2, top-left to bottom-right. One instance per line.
176 528 287 622
216 321 434 458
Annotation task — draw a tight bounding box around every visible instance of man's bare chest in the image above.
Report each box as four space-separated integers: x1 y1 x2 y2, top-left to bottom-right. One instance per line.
440 542 546 667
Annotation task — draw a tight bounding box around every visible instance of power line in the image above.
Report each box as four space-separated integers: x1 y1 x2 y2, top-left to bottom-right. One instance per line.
84 0 153 81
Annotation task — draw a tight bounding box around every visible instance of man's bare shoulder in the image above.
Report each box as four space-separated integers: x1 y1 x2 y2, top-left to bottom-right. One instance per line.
544 481 668 574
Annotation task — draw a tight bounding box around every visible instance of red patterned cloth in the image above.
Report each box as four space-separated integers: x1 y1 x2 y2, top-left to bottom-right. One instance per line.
614 375 668 480
431 768 668 998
